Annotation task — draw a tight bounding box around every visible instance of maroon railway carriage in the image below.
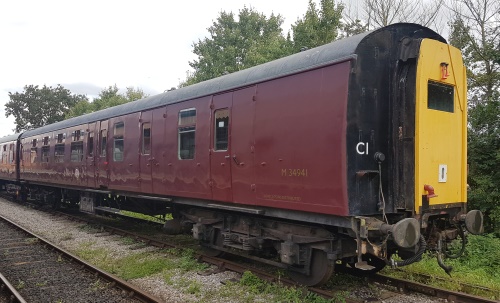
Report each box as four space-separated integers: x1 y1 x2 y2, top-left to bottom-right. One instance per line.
0 134 20 189
7 23 483 286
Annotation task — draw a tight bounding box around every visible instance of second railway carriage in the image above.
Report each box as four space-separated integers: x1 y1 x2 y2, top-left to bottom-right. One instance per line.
0 134 20 190
2 23 483 286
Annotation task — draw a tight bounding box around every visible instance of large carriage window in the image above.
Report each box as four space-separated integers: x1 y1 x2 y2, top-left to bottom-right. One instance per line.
88 132 94 157
142 123 151 155
1 145 6 164
54 144 65 163
70 142 84 162
178 109 196 160
214 109 229 151
428 81 454 113
100 130 107 157
9 144 14 163
41 146 50 163
30 147 37 163
113 122 124 161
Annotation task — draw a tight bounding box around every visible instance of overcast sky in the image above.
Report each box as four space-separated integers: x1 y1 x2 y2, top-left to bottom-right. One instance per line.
0 0 325 137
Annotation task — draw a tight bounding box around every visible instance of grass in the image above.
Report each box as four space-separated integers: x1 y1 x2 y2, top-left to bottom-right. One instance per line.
382 234 500 300
119 210 171 223
232 271 348 303
74 242 208 280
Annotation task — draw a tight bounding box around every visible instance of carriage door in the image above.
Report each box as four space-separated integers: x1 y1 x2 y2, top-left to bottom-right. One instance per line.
96 120 109 188
210 93 233 202
86 122 97 188
139 110 153 193
414 39 467 211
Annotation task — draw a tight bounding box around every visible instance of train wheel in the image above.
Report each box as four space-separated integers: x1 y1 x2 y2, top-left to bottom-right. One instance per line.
288 249 334 286
202 228 225 257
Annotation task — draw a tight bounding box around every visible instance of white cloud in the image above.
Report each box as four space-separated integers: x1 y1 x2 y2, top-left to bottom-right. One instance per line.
0 0 310 137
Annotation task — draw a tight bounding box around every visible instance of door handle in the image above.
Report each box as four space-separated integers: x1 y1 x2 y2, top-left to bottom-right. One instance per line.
232 155 241 165
224 155 231 159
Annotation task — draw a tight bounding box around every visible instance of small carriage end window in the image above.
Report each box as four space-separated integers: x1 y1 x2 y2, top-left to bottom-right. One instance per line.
178 109 196 160
32 138 37 148
428 81 454 113
43 136 49 146
113 122 124 161
142 123 151 155
214 108 229 151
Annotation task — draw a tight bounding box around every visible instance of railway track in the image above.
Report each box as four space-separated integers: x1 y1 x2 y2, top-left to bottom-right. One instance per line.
0 214 164 303
1 195 497 303
0 271 26 303
370 274 498 303
53 210 500 303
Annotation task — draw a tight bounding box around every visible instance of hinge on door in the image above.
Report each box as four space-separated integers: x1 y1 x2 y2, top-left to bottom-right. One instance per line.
209 180 214 187
210 103 215 109
252 95 256 101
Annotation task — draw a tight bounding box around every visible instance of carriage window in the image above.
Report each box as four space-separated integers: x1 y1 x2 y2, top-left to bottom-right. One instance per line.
100 130 107 157
56 133 64 144
9 144 14 163
54 144 65 163
1 145 6 164
142 123 151 155
88 132 94 157
113 122 124 161
72 130 83 142
214 109 229 151
32 138 37 147
41 146 50 163
178 109 196 159
428 81 454 113
70 142 84 162
30 147 37 163
43 136 49 146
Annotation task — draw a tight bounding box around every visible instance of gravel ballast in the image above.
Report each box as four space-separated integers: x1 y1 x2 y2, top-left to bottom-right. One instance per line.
0 198 442 303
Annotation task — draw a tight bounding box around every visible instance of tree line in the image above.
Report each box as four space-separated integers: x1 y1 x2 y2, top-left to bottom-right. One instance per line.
5 0 499 233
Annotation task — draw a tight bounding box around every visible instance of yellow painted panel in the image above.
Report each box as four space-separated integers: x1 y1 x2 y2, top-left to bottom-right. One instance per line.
415 39 467 213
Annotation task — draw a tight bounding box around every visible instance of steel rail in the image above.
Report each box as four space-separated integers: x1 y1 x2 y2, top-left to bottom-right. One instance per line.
55 211 362 302
372 274 499 303
24 208 499 303
0 214 165 303
0 272 27 303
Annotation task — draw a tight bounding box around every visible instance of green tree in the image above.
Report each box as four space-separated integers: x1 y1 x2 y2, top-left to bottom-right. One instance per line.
448 0 500 233
182 7 292 86
65 85 148 119
291 0 344 51
6 84 88 132
342 0 444 33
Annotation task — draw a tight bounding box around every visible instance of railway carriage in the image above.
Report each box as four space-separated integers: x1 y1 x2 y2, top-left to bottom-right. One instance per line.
0 134 20 188
0 23 483 286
